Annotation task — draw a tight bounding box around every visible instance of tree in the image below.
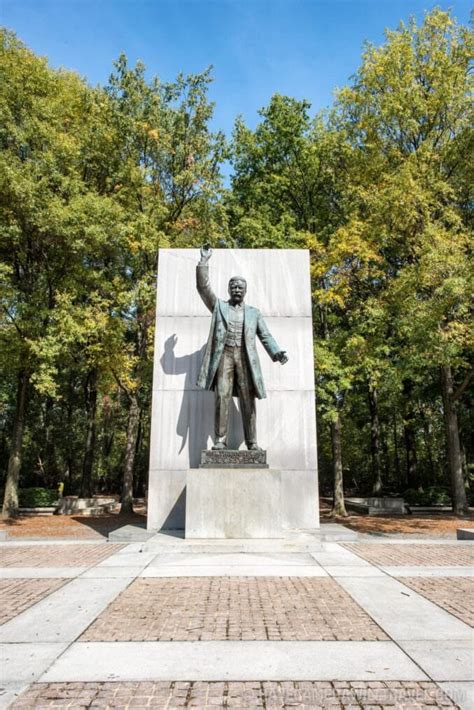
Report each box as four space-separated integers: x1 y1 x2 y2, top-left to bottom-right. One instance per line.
229 94 355 514
0 33 138 514
2 10 472 518
334 9 473 512
0 31 119 514
102 56 228 513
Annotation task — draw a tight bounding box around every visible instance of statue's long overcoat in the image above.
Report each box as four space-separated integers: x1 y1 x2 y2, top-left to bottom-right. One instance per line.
196 263 281 399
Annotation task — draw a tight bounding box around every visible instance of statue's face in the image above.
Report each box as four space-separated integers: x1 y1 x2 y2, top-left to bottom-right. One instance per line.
228 278 247 304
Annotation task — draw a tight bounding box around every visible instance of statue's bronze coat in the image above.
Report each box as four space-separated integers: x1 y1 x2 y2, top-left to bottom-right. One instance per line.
196 263 280 400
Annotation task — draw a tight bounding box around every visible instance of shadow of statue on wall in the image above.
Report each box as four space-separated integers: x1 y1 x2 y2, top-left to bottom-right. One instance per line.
160 334 244 467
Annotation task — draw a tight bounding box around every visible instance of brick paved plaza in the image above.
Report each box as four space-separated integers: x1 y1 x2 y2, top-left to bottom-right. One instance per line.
395 577 474 628
12 680 459 708
0 544 124 568
1 536 472 709
343 544 474 567
81 577 387 642
0 579 68 625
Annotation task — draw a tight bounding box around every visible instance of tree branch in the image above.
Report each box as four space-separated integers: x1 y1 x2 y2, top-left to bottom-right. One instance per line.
2 306 26 338
111 368 132 402
453 369 474 402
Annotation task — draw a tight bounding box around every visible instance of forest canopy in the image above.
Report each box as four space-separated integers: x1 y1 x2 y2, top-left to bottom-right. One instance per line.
1 9 472 517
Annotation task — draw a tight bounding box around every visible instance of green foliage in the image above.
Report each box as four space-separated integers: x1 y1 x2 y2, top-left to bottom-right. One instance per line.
404 487 451 507
18 488 58 507
1 10 472 512
0 29 226 502
229 8 473 504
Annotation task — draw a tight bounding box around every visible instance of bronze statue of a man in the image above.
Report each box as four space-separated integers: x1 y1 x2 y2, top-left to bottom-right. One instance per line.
196 245 288 450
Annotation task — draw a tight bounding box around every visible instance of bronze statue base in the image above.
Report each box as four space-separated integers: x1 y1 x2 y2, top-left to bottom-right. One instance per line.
200 449 268 468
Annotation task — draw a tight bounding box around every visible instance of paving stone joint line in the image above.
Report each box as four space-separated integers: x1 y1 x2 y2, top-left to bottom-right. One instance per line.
1 541 472 709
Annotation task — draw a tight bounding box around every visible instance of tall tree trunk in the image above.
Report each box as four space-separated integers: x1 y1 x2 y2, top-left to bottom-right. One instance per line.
404 422 418 489
419 404 436 486
65 399 73 495
120 394 140 515
368 385 383 495
80 369 97 498
133 408 145 497
331 412 347 516
403 380 419 490
101 396 115 493
393 411 401 483
2 370 29 518
461 444 469 493
319 303 346 516
43 396 58 488
63 373 76 495
441 365 468 515
381 423 390 481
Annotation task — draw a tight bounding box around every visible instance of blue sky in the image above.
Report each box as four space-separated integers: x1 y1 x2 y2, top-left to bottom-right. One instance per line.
2 0 471 139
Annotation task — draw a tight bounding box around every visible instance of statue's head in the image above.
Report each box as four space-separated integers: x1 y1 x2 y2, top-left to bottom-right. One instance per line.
228 276 247 305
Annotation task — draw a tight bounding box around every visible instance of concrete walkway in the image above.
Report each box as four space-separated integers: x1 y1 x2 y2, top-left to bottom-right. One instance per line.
0 536 472 709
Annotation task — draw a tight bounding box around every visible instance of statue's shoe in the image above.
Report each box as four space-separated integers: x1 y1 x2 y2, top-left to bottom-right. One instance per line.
247 443 263 451
212 442 227 450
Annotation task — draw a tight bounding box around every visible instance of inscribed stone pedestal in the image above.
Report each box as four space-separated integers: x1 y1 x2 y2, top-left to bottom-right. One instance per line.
186 468 282 538
147 248 319 531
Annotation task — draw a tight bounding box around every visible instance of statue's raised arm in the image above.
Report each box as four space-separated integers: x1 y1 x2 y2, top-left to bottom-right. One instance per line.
199 244 212 263
196 244 217 312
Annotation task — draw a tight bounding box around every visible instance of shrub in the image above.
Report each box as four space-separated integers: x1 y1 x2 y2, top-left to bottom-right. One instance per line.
18 488 58 507
404 486 451 506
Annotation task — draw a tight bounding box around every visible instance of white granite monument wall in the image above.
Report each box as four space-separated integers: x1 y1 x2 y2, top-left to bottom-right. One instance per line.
147 248 319 530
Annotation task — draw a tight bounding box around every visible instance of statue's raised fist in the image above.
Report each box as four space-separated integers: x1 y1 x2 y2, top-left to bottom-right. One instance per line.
200 244 212 262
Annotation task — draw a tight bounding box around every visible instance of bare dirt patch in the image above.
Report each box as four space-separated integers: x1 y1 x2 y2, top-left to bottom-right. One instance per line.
321 507 474 538
2 501 472 539
0 508 146 539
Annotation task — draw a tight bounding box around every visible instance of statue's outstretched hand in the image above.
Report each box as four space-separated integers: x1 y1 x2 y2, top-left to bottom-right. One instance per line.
275 351 289 365
200 244 212 263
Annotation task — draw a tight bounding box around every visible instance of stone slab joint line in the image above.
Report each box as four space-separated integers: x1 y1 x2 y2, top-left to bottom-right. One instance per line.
335 573 473 705
71 573 141 644
395 576 474 627
0 569 143 706
329 543 473 696
0 577 135 644
2 540 472 708
0 578 69 625
337 575 473 641
0 544 147 709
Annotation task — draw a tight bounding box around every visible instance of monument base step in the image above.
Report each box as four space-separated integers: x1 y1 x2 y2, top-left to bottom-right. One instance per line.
456 528 474 540
108 523 158 542
109 524 358 550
